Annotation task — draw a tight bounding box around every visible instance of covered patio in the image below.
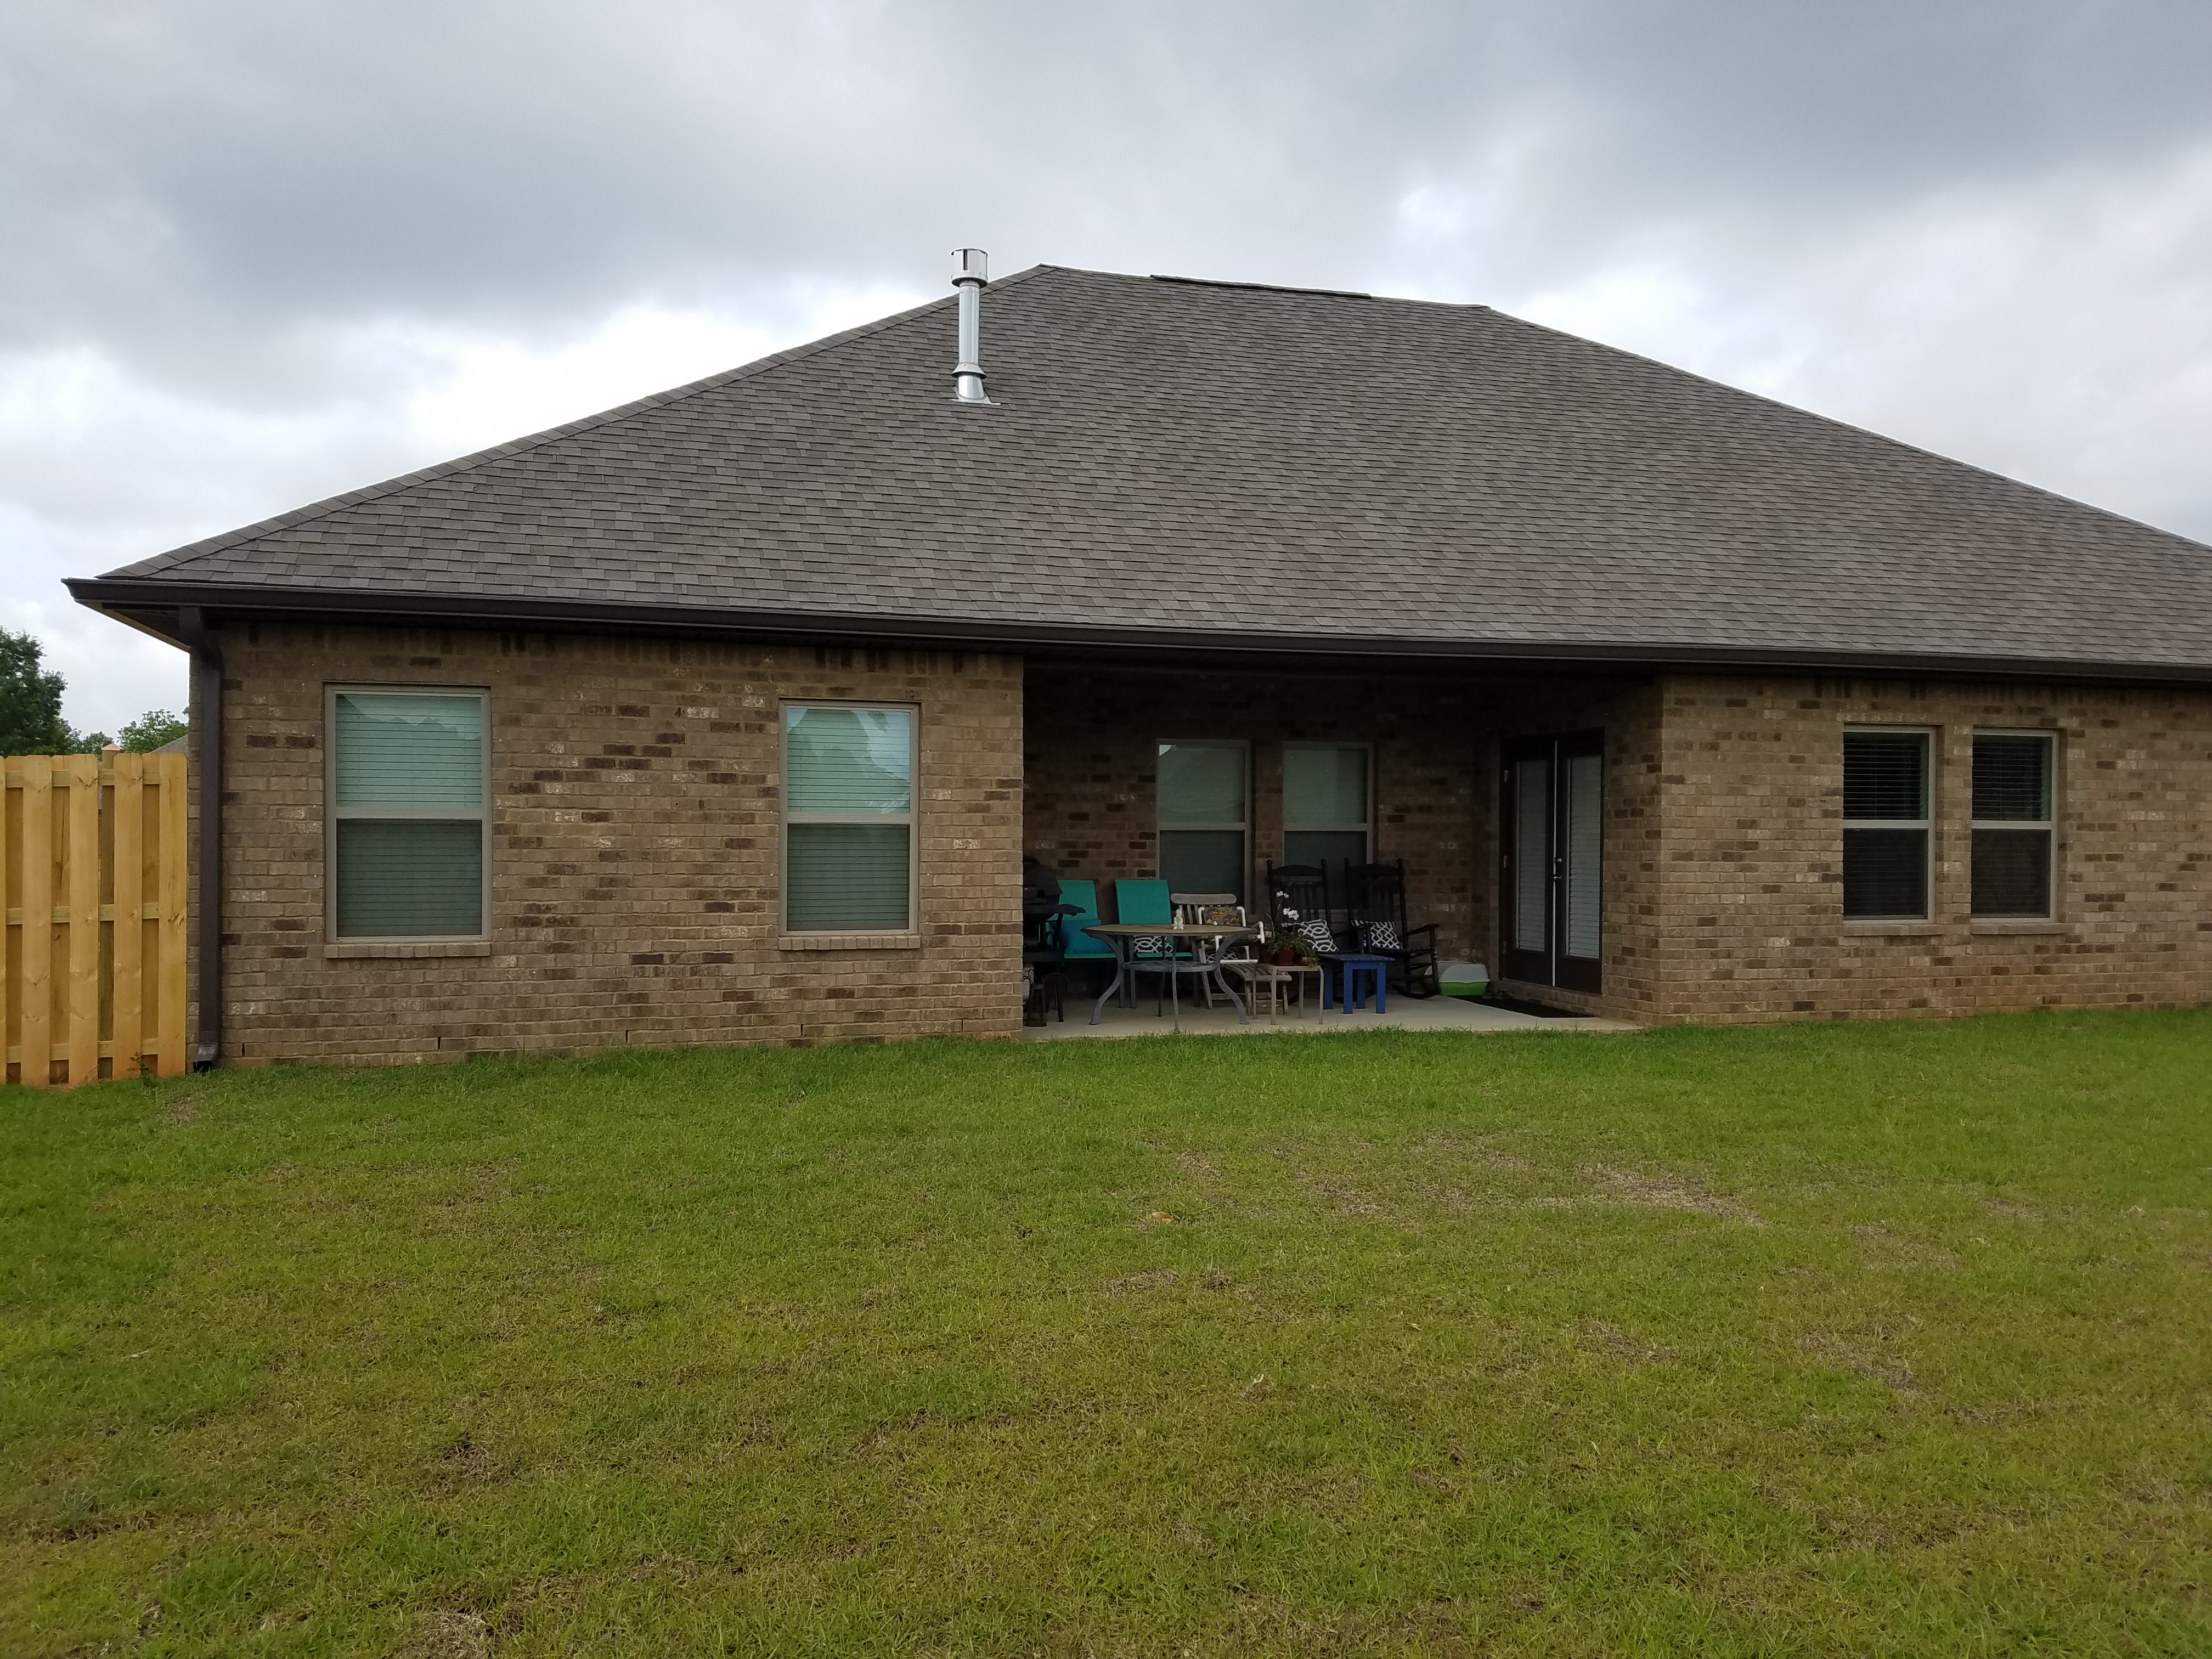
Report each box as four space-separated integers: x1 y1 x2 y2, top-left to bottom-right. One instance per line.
1020 656 1657 1024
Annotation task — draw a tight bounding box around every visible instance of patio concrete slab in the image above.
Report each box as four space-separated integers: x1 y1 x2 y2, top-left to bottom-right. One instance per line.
1022 989 1639 1039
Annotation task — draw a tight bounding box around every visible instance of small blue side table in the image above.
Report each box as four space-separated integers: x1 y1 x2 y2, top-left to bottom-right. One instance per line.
1325 953 1390 1014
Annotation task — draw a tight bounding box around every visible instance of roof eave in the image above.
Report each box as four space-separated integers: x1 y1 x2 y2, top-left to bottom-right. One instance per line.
66 575 2212 687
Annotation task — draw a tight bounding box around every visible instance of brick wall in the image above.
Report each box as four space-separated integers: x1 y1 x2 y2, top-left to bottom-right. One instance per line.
196 621 1024 1065
191 634 2210 1062
1022 662 1491 957
1637 673 2212 1022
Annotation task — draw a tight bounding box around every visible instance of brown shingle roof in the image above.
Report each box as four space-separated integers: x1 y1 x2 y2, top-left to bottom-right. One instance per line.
74 264 2212 678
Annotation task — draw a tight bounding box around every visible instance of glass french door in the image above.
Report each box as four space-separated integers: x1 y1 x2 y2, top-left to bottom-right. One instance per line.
1500 732 1603 993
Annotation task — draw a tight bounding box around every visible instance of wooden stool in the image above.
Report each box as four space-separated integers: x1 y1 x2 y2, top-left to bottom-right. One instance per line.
1228 961 1321 1018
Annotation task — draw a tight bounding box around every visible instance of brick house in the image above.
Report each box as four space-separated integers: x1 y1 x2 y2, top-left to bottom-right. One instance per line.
68 262 2212 1065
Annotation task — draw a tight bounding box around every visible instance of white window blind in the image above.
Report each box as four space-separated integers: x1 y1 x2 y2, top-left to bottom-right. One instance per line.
785 706 914 930
1157 740 1248 900
329 690 487 939
1562 751 1603 959
1283 744 1370 874
1512 754 1550 953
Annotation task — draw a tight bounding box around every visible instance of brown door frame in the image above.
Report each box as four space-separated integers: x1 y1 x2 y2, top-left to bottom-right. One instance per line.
1499 730 1604 994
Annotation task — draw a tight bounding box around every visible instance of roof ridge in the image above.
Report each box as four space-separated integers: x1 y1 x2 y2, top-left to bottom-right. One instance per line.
111 263 1062 580
1149 273 1373 300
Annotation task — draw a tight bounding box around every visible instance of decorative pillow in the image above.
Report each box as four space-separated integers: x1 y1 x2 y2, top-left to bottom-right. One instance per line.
1361 921 1402 952
1131 935 1172 958
1297 919 1339 955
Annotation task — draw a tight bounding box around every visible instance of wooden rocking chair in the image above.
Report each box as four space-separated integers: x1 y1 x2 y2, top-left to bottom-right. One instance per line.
1342 860 1441 998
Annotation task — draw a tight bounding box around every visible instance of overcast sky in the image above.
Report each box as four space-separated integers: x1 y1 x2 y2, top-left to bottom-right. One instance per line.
7 0 2211 733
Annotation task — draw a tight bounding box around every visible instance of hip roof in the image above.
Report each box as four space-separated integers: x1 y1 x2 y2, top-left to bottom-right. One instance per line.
71 264 2212 681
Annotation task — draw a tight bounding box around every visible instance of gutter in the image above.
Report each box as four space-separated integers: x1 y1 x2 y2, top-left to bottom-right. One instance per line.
177 606 223 1071
66 576 2212 690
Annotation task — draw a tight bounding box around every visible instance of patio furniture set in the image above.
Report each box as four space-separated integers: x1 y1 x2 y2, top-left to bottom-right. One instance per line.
1020 859 1442 1031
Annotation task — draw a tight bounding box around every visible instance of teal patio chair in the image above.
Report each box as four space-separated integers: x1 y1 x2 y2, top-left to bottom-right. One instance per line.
1057 879 1113 984
1112 879 1174 932
1113 878 1192 1012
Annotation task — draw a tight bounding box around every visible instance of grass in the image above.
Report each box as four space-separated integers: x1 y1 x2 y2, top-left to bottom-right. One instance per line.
4 1012 2210 1657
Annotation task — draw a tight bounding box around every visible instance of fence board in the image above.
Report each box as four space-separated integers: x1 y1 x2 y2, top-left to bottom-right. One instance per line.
111 754 144 1077
3 753 188 1087
65 754 100 1084
0 769 9 1081
18 761 54 1087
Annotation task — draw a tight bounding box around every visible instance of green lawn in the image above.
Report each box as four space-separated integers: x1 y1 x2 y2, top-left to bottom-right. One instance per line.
5 1013 2210 1656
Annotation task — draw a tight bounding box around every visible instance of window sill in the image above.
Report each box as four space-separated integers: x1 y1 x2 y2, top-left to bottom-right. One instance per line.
777 932 922 951
324 940 493 959
1841 921 1940 936
1970 919 2068 935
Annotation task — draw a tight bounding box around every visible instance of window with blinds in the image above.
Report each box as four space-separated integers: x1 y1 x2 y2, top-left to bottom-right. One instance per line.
1842 729 1930 919
1972 732 2055 917
328 689 488 938
785 705 915 931
1156 740 1248 900
1282 743 1370 876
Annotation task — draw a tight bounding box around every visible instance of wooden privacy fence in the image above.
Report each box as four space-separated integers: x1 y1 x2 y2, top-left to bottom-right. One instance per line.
3 753 188 1087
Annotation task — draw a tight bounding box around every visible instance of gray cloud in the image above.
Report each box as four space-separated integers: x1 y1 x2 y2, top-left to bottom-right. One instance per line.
16 2 2208 359
5 0 2210 729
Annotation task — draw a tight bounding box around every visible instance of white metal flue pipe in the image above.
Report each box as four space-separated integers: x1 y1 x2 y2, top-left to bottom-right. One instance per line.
951 247 991 404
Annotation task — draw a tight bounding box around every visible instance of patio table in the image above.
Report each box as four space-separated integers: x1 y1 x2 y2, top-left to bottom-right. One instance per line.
1082 923 1257 1031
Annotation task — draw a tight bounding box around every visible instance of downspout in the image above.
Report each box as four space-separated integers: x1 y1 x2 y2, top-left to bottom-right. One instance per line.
179 606 223 1070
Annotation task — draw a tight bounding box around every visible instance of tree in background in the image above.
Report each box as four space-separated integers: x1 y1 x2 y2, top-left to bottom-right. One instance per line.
1 627 75 753
118 709 190 752
0 627 184 754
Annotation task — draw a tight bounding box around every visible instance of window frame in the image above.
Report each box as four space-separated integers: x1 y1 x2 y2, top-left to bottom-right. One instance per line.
781 700 919 935
325 684 492 944
1154 737 1251 901
1280 740 1374 871
1970 729 2058 920
1841 725 1934 922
